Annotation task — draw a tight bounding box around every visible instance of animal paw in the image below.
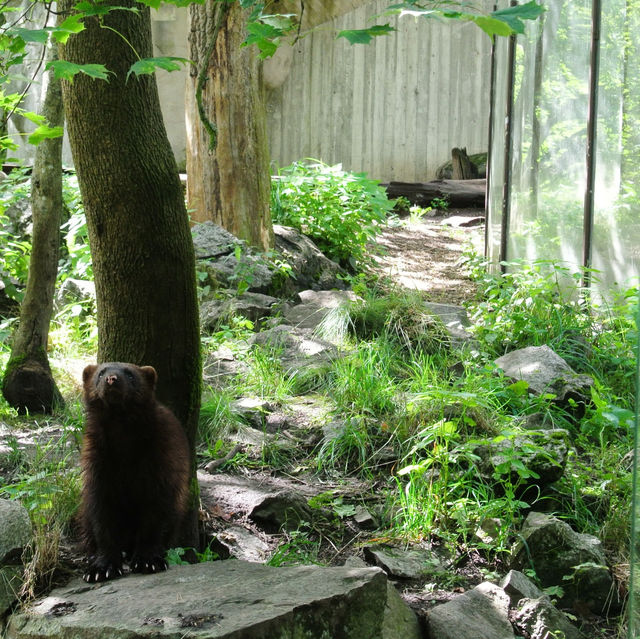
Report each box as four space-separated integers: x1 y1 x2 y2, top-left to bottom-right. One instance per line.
130 554 168 574
83 557 123 583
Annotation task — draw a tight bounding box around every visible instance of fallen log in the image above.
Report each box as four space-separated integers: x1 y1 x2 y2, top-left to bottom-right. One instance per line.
384 178 486 209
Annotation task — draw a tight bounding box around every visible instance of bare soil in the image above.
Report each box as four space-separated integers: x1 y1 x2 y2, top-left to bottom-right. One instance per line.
371 209 485 305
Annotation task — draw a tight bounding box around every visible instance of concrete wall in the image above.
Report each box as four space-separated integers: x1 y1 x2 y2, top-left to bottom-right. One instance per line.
265 2 493 182
8 1 492 182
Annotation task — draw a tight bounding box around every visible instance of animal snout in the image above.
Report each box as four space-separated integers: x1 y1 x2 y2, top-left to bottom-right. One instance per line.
106 374 118 386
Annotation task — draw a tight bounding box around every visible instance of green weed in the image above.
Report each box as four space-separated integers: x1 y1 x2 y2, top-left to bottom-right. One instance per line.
271 159 394 270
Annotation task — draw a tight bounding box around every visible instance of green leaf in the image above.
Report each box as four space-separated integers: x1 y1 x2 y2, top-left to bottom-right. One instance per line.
53 14 86 44
126 56 191 80
490 1 545 35
506 380 529 396
73 1 139 16
46 60 112 82
22 111 47 126
472 15 513 38
259 13 295 31
28 125 64 145
243 21 281 58
493 1 546 22
337 24 395 45
9 28 50 44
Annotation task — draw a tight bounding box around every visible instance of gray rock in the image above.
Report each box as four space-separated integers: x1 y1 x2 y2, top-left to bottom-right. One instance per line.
250 325 340 375
214 525 271 563
1 565 23 618
510 512 613 614
364 545 444 579
354 506 377 530
0 499 31 563
198 471 318 534
512 596 585 639
191 221 238 259
426 581 514 639
0 499 31 617
200 292 279 331
382 582 422 639
500 569 545 606
202 346 248 391
494 345 593 414
249 492 312 532
203 253 275 295
230 398 275 430
473 429 568 488
423 302 474 346
6 561 418 639
55 278 95 310
273 225 347 292
0 423 79 470
296 289 358 307
283 289 358 333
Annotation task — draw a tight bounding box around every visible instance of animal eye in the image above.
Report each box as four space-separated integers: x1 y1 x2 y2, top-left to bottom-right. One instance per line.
97 370 105 378
125 370 135 381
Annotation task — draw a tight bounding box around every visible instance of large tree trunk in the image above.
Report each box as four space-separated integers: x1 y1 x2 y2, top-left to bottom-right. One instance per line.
59 0 201 547
2 53 64 415
186 1 273 250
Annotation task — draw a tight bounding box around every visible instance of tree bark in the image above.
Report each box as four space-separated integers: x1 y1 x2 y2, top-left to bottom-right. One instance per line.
186 1 273 250
451 148 479 180
1 51 64 415
59 0 201 547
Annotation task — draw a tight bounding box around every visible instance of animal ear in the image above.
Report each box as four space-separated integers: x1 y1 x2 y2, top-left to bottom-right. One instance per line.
83 364 98 385
139 366 158 389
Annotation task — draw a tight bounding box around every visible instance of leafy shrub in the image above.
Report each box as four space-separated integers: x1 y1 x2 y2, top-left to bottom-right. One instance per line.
271 160 394 269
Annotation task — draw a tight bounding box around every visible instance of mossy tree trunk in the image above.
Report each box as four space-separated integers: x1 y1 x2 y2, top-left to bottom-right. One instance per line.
1 53 64 415
59 0 201 548
186 1 273 250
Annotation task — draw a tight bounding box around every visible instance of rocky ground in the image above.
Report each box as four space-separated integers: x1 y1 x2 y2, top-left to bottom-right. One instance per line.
0 210 623 638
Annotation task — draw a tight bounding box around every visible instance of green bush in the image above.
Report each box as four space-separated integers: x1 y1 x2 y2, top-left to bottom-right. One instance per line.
271 160 394 269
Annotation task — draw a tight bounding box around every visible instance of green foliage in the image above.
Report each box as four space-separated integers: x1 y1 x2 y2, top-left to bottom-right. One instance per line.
267 528 321 567
166 545 220 565
0 167 32 301
466 258 637 404
198 388 244 447
338 1 545 44
126 56 192 80
271 160 394 270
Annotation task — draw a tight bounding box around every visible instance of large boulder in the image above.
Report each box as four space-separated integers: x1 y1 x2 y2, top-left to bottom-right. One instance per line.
283 289 358 333
7 561 420 639
510 512 614 615
250 325 341 375
191 221 238 259
494 345 593 417
512 597 585 639
191 222 346 298
200 292 280 331
273 225 346 292
473 429 568 490
426 582 513 639
0 499 31 617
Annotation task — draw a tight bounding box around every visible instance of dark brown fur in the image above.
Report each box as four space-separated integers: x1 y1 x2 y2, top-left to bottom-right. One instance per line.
80 362 189 582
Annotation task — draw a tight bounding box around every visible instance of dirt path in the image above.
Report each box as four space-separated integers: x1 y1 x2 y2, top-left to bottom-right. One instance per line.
371 209 485 305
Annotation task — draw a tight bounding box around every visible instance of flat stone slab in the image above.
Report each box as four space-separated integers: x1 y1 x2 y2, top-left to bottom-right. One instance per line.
427 582 514 639
7 561 405 639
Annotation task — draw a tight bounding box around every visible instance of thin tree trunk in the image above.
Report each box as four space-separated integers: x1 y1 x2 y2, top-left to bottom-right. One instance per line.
186 1 273 250
59 0 201 548
2 49 64 415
